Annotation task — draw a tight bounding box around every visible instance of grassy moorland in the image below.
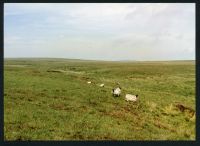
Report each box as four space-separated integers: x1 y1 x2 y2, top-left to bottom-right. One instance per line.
4 58 195 140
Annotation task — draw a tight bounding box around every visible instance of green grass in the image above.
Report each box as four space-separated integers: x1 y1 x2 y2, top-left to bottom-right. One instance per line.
4 58 195 140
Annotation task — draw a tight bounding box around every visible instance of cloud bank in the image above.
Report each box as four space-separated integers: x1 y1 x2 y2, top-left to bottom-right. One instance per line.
4 3 195 61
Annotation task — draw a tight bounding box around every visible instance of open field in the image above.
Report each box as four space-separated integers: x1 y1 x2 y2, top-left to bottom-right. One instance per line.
4 58 195 140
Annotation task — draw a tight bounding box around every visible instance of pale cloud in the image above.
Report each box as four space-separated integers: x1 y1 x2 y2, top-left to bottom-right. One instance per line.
4 3 195 61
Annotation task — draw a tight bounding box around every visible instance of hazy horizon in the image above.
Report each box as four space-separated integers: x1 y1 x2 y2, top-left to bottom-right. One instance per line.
4 3 195 61
4 57 195 62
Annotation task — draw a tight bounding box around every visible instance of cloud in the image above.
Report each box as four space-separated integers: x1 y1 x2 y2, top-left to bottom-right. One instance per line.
4 3 195 60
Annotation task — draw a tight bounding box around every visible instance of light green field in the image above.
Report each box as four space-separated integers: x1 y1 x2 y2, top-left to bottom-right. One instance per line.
4 58 195 140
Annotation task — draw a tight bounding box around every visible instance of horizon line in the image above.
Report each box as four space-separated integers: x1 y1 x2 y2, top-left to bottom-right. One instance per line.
4 57 195 62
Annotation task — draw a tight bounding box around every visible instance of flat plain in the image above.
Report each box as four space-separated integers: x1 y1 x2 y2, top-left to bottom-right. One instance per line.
4 58 195 140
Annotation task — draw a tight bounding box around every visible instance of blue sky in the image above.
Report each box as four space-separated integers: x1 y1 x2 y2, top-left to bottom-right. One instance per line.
4 3 195 61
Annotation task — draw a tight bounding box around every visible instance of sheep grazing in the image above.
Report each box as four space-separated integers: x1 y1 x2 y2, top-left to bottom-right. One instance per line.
112 87 121 97
100 84 104 87
125 94 139 102
87 81 92 84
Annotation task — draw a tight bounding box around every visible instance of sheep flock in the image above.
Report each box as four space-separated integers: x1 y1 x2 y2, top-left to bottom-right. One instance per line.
87 81 139 102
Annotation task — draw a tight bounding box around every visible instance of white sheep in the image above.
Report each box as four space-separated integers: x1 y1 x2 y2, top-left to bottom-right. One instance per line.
87 81 92 84
112 87 121 97
125 94 139 102
100 84 104 87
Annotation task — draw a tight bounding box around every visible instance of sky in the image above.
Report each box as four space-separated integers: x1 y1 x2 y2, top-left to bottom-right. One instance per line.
4 3 195 61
